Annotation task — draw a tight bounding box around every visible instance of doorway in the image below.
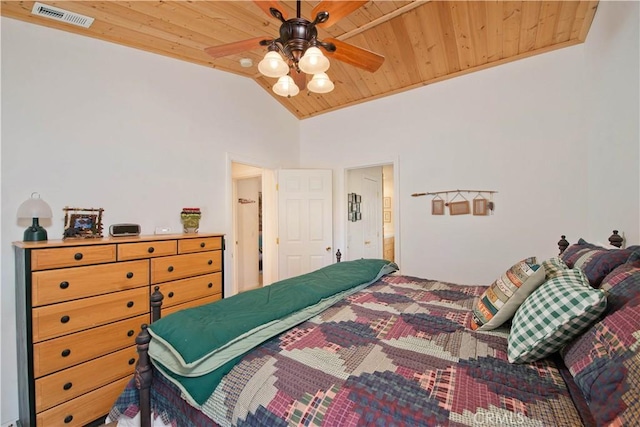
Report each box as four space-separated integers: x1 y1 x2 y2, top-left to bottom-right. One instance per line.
345 163 396 263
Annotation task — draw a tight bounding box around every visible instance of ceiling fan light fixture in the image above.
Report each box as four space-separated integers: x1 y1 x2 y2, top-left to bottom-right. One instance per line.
307 72 334 94
273 75 300 97
258 51 289 78
298 46 330 74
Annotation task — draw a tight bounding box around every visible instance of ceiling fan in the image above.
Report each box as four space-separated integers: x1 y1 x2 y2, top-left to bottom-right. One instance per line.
204 1 385 97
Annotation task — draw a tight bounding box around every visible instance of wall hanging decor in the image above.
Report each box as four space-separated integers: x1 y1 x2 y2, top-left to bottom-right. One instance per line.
348 193 362 222
412 189 498 217
63 207 104 239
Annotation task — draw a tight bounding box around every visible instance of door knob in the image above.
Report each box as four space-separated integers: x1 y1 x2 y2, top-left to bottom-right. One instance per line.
326 246 331 251
364 241 371 245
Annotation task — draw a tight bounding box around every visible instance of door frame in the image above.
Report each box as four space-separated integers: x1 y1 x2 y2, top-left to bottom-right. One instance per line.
226 153 278 297
344 157 400 266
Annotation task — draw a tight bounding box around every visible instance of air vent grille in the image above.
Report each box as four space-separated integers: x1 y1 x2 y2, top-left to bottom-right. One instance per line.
31 2 94 28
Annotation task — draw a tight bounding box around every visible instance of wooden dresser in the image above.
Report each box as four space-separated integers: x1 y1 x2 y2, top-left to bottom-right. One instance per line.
14 233 224 426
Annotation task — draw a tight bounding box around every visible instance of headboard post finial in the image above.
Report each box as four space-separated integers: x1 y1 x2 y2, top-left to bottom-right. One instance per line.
150 286 164 322
558 235 569 255
609 230 623 248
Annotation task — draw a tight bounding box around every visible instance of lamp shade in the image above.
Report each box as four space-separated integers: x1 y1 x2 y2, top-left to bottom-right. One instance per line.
298 47 330 74
17 193 53 219
273 75 300 97
258 51 289 78
17 193 53 242
307 72 334 94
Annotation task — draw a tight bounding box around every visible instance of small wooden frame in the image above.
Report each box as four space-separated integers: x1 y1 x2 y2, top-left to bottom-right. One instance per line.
63 207 104 239
384 211 391 222
432 199 445 215
473 198 488 216
449 200 470 215
383 197 391 209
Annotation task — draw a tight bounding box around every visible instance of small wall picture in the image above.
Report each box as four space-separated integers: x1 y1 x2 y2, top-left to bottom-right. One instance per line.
63 207 104 239
432 199 445 215
473 198 488 216
383 197 391 209
449 200 470 215
384 211 391 223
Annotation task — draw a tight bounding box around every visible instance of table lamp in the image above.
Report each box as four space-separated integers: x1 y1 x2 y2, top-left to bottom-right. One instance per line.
17 192 53 241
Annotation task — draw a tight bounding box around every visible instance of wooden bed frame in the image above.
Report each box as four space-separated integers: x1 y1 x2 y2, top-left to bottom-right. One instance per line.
130 230 624 427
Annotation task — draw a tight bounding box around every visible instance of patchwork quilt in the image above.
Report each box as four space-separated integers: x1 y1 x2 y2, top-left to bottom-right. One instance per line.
110 275 590 426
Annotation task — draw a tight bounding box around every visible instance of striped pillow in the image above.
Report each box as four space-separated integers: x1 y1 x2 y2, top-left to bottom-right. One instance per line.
508 268 607 363
470 257 545 330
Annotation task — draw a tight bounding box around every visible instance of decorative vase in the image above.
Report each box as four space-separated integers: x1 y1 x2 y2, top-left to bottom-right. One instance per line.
181 208 201 233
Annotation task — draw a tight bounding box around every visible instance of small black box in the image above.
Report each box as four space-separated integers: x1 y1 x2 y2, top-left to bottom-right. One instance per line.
109 223 141 237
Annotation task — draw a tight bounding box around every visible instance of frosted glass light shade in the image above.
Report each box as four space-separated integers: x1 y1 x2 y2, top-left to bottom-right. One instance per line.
258 51 289 78
17 193 52 219
298 47 330 74
307 72 334 94
273 75 300 97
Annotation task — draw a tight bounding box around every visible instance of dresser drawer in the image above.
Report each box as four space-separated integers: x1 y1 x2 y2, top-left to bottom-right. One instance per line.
157 272 222 308
31 245 117 271
35 346 137 412
36 376 130 427
32 260 149 307
33 314 147 378
118 240 177 261
178 236 223 254
163 293 223 317
151 251 222 284
32 287 149 342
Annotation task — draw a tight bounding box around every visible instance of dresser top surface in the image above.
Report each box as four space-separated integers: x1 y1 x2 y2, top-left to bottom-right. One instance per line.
13 233 225 249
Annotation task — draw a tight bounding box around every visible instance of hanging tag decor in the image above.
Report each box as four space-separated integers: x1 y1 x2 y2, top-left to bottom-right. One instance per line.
432 195 445 215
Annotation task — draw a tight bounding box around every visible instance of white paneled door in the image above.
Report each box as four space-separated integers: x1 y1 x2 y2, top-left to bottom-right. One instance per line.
278 169 333 280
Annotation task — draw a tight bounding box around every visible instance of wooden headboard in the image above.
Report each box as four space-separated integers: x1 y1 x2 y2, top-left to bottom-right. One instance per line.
558 230 623 254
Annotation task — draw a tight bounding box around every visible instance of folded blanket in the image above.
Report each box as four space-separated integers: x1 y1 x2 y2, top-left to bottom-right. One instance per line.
148 258 398 405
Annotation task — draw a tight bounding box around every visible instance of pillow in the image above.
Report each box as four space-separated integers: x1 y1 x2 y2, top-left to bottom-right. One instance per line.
542 256 569 279
560 238 639 287
470 257 545 330
508 268 607 363
561 252 640 425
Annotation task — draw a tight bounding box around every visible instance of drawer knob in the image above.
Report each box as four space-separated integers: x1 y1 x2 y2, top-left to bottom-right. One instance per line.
126 272 134 279
59 281 69 289
64 415 73 424
168 292 174 298
208 282 213 288
168 266 174 272
127 301 134 308
128 330 135 337
200 242 205 248
208 260 213 265
60 315 70 324
148 247 155 253
128 358 136 365
61 349 71 357
74 253 83 261
63 382 72 390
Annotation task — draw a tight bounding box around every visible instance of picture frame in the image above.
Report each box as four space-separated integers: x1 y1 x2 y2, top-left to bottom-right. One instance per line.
473 198 488 216
449 200 471 215
383 197 391 209
432 199 445 215
355 194 361 203
63 207 104 239
356 212 362 221
348 193 355 203
348 212 355 222
384 211 391 223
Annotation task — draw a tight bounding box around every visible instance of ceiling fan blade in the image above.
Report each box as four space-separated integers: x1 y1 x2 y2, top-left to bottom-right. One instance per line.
204 37 269 59
324 38 385 73
291 69 307 91
313 1 368 28
253 1 288 20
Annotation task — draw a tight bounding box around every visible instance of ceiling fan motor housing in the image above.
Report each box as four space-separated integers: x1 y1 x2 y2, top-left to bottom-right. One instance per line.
280 18 316 61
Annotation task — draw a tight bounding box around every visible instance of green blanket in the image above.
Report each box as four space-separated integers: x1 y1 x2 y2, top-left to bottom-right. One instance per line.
148 258 398 405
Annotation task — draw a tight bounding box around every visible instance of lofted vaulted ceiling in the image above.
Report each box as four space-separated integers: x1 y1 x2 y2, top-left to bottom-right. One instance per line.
1 1 599 120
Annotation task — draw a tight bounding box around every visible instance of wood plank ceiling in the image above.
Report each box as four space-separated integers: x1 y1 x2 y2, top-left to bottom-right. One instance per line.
1 1 599 120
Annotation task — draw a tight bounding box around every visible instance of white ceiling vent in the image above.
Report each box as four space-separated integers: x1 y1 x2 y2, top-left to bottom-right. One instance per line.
31 2 94 28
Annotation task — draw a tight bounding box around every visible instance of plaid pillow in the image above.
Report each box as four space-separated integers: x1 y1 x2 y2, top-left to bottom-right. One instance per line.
470 257 545 331
508 268 607 363
560 239 639 287
561 252 640 425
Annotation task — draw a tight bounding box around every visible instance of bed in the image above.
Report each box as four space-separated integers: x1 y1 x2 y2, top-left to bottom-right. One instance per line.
108 231 640 426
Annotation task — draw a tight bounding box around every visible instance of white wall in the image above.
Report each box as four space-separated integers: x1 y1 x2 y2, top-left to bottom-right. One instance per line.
300 1 640 286
1 18 300 423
